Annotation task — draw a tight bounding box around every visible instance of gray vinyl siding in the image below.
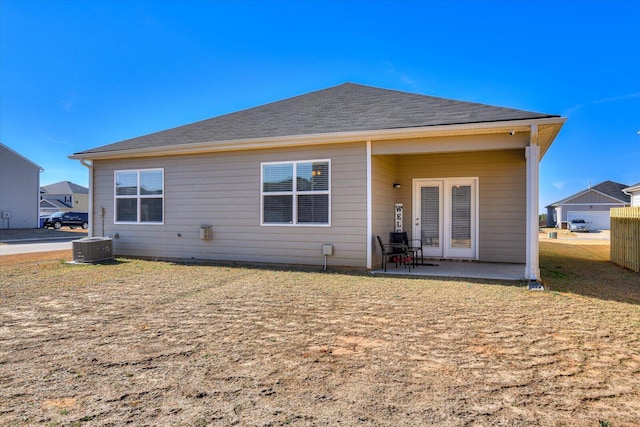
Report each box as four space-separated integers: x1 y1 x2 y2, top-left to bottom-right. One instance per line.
92 142 368 267
567 191 625 205
394 149 526 263
371 155 397 268
0 145 40 229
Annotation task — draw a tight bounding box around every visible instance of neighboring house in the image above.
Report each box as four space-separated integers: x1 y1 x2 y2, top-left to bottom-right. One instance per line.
0 142 43 229
40 181 89 216
39 198 72 216
623 183 640 207
545 180 630 229
70 83 566 282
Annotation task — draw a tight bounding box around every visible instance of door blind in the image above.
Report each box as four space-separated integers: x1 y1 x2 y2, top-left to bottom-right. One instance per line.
421 186 440 248
450 185 471 248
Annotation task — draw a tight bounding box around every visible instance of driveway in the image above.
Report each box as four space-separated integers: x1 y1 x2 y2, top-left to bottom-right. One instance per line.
0 241 74 255
572 229 610 240
539 228 610 245
0 228 86 255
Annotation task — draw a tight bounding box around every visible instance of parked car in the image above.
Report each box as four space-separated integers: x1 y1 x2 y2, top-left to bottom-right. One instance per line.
42 211 89 229
568 219 590 232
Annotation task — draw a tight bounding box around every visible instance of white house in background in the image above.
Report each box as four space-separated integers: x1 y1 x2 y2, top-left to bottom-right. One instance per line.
0 142 43 229
623 183 640 207
546 180 630 230
70 83 566 282
40 181 89 216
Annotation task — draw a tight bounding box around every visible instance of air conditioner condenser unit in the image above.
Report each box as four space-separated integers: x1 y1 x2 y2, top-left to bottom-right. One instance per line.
73 237 113 263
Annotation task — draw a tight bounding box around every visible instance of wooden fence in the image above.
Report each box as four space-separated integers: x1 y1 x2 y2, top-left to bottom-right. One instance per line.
610 207 640 272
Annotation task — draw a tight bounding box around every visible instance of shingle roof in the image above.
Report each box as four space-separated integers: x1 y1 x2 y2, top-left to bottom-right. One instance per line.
75 82 558 155
41 181 89 195
547 180 630 207
40 199 71 209
592 180 631 203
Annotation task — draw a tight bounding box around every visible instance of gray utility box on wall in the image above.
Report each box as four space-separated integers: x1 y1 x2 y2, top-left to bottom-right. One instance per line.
73 237 113 263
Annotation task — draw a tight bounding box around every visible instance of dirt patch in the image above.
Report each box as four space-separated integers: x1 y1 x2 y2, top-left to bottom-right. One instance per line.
42 397 78 411
1 251 639 425
0 249 72 265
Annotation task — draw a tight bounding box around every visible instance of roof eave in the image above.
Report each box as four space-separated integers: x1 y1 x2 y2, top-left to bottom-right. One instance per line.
69 117 566 161
623 183 640 194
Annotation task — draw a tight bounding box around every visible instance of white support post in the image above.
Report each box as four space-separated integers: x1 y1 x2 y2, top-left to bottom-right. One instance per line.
366 140 372 269
525 125 542 287
557 206 562 229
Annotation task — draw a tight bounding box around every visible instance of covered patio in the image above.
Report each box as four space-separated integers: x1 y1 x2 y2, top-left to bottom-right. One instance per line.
367 121 565 286
372 260 526 281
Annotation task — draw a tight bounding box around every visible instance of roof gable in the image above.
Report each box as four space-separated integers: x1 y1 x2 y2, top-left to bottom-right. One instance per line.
548 180 630 206
75 83 559 156
40 199 71 209
41 181 89 195
1 142 44 171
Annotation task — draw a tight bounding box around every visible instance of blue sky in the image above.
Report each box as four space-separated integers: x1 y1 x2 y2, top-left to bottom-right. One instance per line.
1 0 639 211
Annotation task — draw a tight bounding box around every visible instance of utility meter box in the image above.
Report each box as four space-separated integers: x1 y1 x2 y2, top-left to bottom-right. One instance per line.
322 244 334 256
200 224 213 240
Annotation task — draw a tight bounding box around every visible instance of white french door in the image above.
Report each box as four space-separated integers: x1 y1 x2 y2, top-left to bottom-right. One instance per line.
413 178 478 259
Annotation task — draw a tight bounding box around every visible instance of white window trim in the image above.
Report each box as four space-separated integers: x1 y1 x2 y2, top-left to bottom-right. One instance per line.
114 168 165 225
260 159 331 226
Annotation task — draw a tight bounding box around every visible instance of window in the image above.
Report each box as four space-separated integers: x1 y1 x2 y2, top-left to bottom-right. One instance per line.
115 169 164 223
261 160 330 225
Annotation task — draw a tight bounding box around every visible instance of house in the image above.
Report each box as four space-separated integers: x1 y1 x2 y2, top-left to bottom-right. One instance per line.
623 183 640 207
40 181 89 216
70 83 566 282
40 198 71 217
0 142 43 229
545 180 630 229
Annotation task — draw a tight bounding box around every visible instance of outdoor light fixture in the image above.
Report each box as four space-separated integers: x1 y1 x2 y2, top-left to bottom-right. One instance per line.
393 183 401 189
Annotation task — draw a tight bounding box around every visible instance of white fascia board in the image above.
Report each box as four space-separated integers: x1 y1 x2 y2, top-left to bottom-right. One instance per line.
623 183 640 195
69 117 566 161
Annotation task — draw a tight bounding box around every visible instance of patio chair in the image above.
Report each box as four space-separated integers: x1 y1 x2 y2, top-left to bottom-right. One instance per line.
390 232 423 266
376 235 412 272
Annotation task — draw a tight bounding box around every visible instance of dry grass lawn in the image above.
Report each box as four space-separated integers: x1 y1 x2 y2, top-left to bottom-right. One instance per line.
0 242 639 426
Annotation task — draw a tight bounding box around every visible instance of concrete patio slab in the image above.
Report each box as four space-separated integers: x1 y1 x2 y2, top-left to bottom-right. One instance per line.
373 261 526 281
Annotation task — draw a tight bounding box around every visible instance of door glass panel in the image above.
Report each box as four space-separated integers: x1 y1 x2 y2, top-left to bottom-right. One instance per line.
421 186 440 248
451 185 471 248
